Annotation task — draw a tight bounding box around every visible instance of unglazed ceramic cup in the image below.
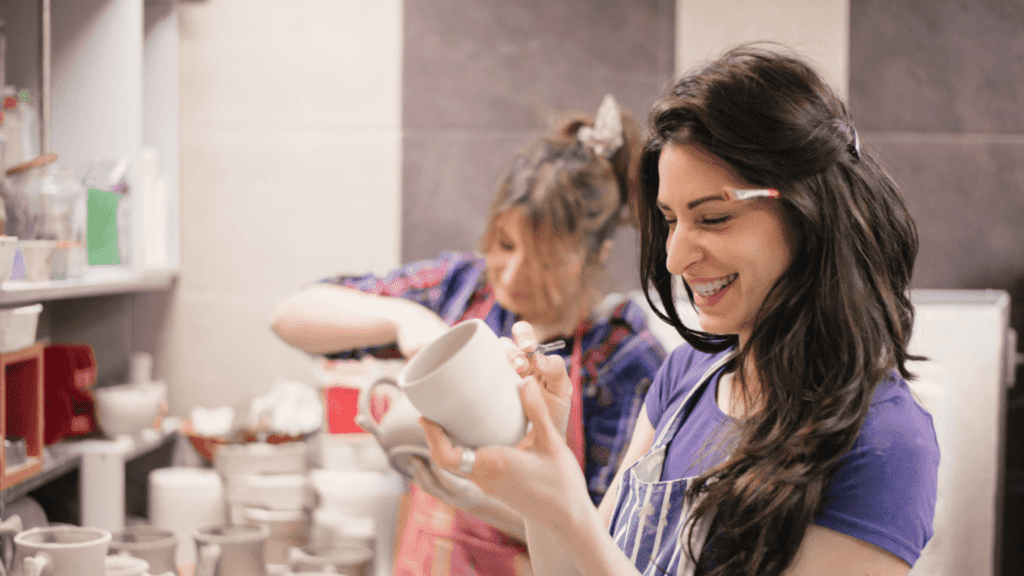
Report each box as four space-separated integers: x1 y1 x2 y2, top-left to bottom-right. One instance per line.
192 523 270 576
395 318 527 448
12 525 111 576
110 525 180 576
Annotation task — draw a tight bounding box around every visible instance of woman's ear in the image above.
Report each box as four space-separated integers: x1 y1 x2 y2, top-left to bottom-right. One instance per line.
598 239 613 265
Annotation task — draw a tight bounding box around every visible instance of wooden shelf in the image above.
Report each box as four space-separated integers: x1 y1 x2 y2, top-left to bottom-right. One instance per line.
0 268 177 306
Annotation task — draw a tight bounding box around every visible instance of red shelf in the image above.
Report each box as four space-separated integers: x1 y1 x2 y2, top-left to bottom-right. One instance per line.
1 343 45 489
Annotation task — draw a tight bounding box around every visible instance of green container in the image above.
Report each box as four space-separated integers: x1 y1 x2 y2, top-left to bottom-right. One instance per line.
86 188 121 265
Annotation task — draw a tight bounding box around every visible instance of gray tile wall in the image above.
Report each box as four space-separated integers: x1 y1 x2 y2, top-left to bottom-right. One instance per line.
401 0 676 292
849 2 1023 574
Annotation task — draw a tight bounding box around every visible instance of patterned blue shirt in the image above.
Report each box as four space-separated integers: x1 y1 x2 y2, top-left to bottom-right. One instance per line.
322 251 667 504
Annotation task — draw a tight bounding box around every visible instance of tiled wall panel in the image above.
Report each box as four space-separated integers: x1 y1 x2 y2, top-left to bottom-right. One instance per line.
401 0 676 292
172 0 403 413
850 0 1024 133
850 2 1024 575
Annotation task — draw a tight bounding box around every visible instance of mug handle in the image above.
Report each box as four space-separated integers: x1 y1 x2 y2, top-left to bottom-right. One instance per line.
22 553 50 576
355 376 401 444
193 543 221 576
0 514 22 536
286 546 304 567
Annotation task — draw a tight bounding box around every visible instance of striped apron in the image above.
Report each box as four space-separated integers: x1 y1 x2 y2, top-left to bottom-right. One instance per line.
608 352 735 576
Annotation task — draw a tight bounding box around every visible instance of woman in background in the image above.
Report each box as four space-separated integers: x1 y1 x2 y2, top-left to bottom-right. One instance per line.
271 95 666 575
421 45 940 576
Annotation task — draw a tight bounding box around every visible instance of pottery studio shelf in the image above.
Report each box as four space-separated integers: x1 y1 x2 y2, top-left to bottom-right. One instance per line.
0 268 178 306
1 430 177 506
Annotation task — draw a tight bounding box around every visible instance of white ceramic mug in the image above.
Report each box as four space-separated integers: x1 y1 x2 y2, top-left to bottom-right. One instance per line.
12 526 111 576
398 318 527 448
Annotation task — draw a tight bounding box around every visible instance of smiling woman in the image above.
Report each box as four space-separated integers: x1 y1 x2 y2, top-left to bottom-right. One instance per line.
418 43 940 576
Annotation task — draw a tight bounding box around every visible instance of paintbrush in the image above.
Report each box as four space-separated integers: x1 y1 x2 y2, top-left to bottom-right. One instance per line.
526 340 567 357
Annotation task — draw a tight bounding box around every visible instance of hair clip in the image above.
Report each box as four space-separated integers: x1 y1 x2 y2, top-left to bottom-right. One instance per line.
577 94 624 158
724 188 781 201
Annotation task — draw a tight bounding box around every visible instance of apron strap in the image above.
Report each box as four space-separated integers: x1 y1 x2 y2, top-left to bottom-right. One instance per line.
567 321 588 470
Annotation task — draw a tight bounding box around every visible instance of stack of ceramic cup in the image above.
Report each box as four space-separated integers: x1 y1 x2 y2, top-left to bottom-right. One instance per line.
312 358 408 576
214 441 313 572
148 466 225 567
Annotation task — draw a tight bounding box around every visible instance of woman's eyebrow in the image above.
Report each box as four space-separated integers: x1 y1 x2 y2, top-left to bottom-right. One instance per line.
657 193 727 212
686 194 727 210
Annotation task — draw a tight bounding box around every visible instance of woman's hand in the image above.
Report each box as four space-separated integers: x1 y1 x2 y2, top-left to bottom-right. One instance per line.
419 322 589 531
501 322 573 438
407 457 527 541
389 299 450 357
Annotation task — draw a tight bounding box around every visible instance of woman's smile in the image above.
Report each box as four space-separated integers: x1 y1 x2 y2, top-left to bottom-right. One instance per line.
690 273 738 298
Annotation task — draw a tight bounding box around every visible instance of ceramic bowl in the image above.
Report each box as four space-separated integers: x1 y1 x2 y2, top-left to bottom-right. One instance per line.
95 381 166 438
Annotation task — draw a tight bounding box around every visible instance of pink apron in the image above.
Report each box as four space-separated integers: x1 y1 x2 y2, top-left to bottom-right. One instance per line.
394 306 587 576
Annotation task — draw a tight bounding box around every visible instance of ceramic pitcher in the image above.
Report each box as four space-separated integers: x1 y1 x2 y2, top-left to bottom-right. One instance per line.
355 376 428 452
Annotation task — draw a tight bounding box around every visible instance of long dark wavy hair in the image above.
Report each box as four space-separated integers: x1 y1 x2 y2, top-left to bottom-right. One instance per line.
636 44 923 576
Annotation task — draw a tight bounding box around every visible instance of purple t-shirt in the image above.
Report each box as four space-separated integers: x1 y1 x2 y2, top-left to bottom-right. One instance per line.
644 345 940 567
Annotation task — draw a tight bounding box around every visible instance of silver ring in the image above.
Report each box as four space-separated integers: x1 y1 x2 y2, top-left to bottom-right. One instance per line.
458 446 476 475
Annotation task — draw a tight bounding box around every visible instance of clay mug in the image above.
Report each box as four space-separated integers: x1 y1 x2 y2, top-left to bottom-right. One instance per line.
110 526 179 576
11 525 111 576
396 318 527 448
192 523 270 576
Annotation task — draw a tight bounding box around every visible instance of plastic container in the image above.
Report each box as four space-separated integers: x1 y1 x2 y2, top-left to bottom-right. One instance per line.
19 238 58 281
0 234 18 283
0 302 42 353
